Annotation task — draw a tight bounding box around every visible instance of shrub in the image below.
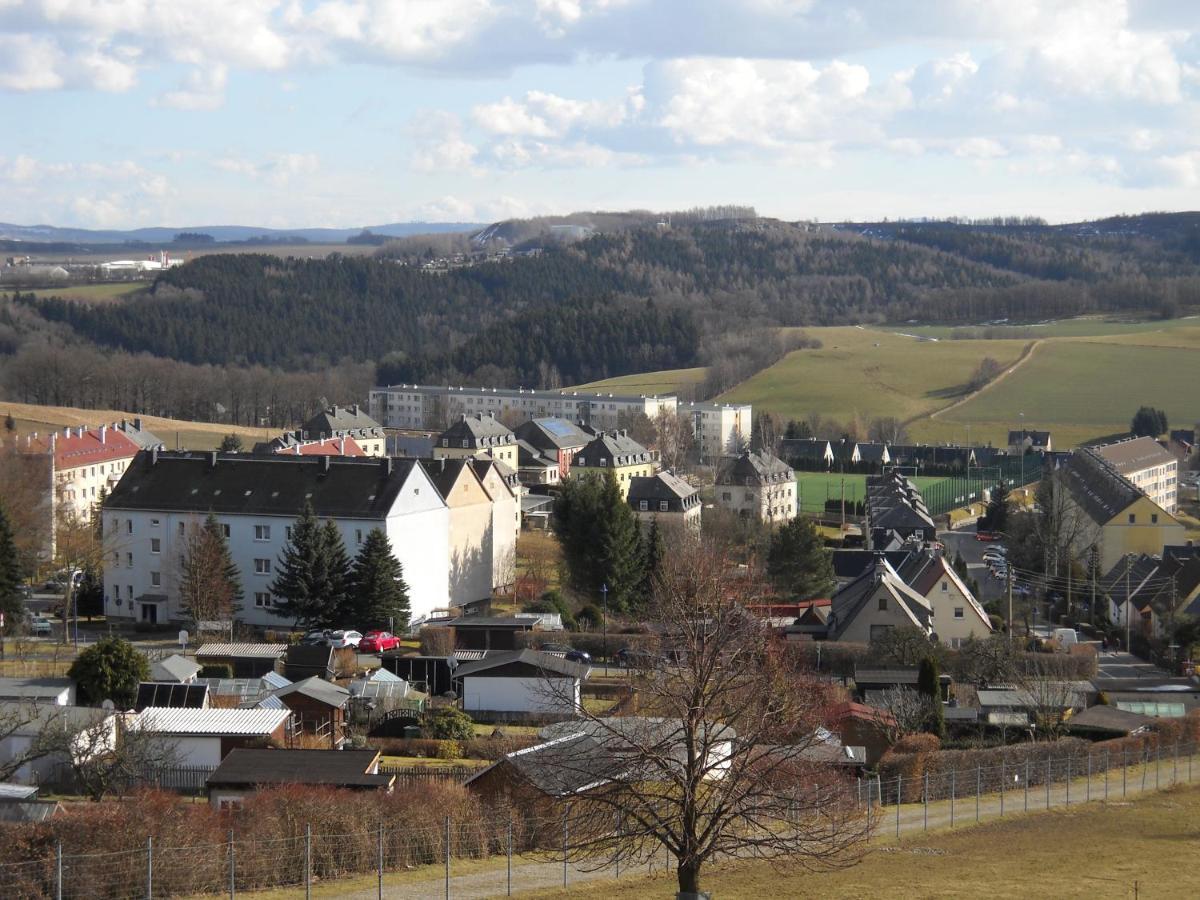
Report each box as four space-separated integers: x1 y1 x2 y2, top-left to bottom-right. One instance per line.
198 663 233 679
420 627 455 656
435 740 463 760
428 707 474 741
893 733 941 754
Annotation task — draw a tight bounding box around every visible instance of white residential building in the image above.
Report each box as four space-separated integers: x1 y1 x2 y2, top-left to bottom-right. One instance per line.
101 451 454 628
1092 436 1179 514
680 401 752 463
714 451 796 524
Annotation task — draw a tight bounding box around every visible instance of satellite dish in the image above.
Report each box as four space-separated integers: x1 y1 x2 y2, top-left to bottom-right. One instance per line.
446 654 458 672
101 699 115 710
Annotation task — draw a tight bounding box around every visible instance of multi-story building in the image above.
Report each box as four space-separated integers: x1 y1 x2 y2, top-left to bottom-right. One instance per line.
864 472 937 550
894 550 992 648
300 405 386 457
1092 436 1178 514
571 430 659 498
679 401 752 463
102 451 454 628
434 414 519 469
470 459 522 592
420 459 496 608
368 383 676 432
253 432 367 456
514 418 590 480
714 451 796 524
627 472 702 530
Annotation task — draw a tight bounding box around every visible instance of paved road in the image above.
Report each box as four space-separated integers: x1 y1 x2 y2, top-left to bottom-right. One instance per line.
939 528 1006 605
1096 650 1173 681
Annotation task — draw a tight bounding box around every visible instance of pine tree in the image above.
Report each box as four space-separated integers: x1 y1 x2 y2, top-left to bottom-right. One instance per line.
319 520 353 627
918 655 945 738
595 471 645 613
270 502 327 629
178 514 243 628
348 528 411 631
638 518 666 606
0 503 22 636
986 482 1011 533
765 517 835 599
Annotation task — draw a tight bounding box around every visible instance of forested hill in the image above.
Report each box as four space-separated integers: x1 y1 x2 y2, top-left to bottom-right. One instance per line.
18 215 1200 388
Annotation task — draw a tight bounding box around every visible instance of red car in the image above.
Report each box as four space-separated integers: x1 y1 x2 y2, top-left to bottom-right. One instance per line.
975 531 1001 542
358 630 401 653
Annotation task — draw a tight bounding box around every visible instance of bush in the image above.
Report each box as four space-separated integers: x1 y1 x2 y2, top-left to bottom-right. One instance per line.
420 627 455 656
198 663 233 679
428 707 474 741
519 631 660 659
435 740 463 760
893 733 941 754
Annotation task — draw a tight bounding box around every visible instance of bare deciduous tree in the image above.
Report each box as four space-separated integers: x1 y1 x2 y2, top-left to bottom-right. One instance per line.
535 537 869 896
1017 657 1083 741
654 408 695 472
872 687 933 744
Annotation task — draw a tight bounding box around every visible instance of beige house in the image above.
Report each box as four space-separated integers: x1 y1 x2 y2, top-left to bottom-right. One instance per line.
714 451 796 524
422 458 496 607
826 557 935 643
301 405 386 457
896 551 992 648
435 414 519 469
471 458 522 592
627 471 702 530
571 430 659 498
1093 436 1178 513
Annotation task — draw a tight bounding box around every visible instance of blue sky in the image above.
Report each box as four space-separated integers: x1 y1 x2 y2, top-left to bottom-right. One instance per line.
1 0 1199 228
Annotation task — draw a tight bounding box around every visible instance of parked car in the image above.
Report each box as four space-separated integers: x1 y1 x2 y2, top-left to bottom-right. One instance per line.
539 642 592 664
27 616 52 636
326 629 363 649
358 630 401 653
975 531 1001 541
982 550 1007 563
615 646 661 668
300 630 329 646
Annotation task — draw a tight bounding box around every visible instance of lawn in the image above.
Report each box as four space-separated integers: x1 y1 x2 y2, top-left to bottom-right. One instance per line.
524 784 1200 899
4 282 146 302
795 472 947 515
720 326 1028 425
880 314 1198 339
572 366 708 397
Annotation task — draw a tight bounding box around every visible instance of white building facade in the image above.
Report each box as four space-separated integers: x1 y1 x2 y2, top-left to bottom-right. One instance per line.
681 401 752 463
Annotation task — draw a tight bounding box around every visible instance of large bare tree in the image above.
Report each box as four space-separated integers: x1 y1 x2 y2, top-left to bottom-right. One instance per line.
536 537 869 896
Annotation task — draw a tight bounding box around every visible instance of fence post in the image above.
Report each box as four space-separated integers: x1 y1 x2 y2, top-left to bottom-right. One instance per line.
1024 760 1029 812
1046 757 1051 810
377 821 384 900
1190 742 1194 782
1156 745 1161 790
975 767 980 823
1066 756 1071 806
508 818 513 895
562 809 569 888
895 775 901 838
1087 754 1091 803
444 817 450 900
305 824 312 900
950 769 955 827
1123 747 1128 797
147 836 153 900
923 773 928 831
56 841 62 900
1174 742 1179 785
1104 750 1109 805
1142 747 1149 793
1000 761 1005 816
228 829 235 900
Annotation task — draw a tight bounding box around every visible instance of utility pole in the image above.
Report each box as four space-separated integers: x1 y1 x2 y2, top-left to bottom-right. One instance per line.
1090 547 1097 627
1007 567 1014 646
600 583 608 663
1125 556 1132 652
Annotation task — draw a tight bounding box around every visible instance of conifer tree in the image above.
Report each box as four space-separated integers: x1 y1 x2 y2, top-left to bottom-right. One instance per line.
348 528 411 631
270 502 327 629
0 504 22 636
596 471 645 613
320 520 353 626
765 517 835 600
638 518 666 607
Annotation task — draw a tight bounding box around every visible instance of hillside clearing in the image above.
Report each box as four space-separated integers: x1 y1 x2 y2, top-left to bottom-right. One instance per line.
3 282 146 302
572 366 708 397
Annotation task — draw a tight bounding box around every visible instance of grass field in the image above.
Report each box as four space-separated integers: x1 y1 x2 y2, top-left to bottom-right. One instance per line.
795 472 948 514
525 784 1200 899
886 315 1198 339
3 282 146 302
0 401 277 451
572 367 708 397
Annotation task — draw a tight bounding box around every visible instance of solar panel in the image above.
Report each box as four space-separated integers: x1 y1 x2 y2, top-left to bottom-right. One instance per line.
539 418 575 436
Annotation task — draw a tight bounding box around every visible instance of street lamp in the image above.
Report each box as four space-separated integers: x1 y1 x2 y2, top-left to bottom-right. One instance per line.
600 583 609 663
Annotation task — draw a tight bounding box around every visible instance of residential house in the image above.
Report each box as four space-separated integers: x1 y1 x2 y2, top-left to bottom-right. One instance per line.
894 550 993 647
1058 448 1185 572
150 654 201 683
0 678 75 706
195 643 288 679
133 707 292 767
627 471 702 530
434 414 519 469
851 443 891 468
680 401 752 462
271 677 350 745
830 549 913 586
714 451 796 524
253 432 367 457
453 649 590 717
300 405 386 456
864 472 936 550
1093 436 1179 513
206 749 393 808
570 430 659 498
470 458 522 592
1102 552 1200 639
134 682 210 712
0 704 116 783
826 557 935 643
781 598 833 640
1168 429 1196 466
369 383 676 432
513 418 590 480
515 439 561 486
422 458 496 607
779 438 834 469
1008 429 1053 454
102 451 453 626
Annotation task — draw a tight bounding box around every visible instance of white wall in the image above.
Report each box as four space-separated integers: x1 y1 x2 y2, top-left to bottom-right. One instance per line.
168 735 224 768
461 676 580 714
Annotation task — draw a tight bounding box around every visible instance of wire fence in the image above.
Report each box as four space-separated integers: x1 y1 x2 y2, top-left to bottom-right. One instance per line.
6 740 1198 899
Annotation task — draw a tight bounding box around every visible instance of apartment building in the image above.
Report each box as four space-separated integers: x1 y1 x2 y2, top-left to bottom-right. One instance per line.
571 430 660 498
434 413 519 469
368 383 676 432
680 401 752 462
300 405 386 457
1092 436 1178 513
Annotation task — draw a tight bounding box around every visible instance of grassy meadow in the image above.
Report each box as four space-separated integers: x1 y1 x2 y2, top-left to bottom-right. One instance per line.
3 281 146 302
572 366 708 397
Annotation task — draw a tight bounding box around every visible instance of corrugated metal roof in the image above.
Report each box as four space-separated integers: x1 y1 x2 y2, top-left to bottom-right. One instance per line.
0 783 39 801
196 643 288 659
260 671 293 690
135 707 290 736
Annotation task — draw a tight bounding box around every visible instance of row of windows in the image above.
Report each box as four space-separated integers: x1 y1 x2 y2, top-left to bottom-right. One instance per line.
60 460 128 481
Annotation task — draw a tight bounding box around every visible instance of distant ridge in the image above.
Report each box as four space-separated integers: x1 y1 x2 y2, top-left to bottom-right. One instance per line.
0 221 483 245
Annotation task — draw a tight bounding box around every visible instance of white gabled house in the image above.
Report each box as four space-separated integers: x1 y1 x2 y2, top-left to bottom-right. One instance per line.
453 649 590 717
101 451 453 628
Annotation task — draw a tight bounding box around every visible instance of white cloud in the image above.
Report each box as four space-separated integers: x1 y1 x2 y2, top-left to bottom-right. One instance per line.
472 89 630 137
211 152 320 183
953 137 1008 159
155 65 229 110
0 34 65 90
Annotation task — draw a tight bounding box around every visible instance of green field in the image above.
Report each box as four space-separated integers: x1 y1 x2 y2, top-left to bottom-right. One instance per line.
4 281 145 302
795 472 948 515
573 366 708 397
885 315 1198 339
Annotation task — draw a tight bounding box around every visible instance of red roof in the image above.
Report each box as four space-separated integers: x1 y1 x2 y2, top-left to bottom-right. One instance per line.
828 701 896 727
27 426 141 469
276 436 365 457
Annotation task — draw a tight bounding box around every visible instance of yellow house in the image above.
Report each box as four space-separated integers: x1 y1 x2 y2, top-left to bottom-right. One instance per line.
1060 449 1185 573
570 430 659 498
434 413 519 469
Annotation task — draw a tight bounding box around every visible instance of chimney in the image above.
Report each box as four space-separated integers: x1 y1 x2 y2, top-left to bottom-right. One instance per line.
351 404 358 415
150 446 159 466
209 450 218 468
294 444 301 455
62 426 70 438
461 413 467 422
382 457 393 476
133 417 142 431
99 424 107 444
321 455 331 473
440 457 446 473
339 437 346 455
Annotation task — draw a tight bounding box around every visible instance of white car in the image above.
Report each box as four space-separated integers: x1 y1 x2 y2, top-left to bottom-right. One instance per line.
326 630 363 649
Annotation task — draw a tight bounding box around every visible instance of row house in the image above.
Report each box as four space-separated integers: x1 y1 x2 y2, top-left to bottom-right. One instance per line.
1092 436 1179 514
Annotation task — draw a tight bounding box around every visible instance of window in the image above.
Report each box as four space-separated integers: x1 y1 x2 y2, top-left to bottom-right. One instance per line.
659 501 669 512
286 526 293 539
639 500 648 511
126 520 133 534
462 439 469 448
878 596 888 611
112 551 118 565
254 525 271 541
1129 513 1136 524
126 552 133 567
151 571 161 587
941 581 948 593
254 559 271 575
721 491 731 501
1151 514 1159 524
150 518 160 527
578 457 585 466
178 522 185 536
441 438 448 447
954 607 964 619
150 538 161 554
356 529 363 544
254 592 273 608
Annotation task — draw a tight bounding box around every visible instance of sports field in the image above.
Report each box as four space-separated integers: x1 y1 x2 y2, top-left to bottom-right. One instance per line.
573 366 708 397
795 471 948 515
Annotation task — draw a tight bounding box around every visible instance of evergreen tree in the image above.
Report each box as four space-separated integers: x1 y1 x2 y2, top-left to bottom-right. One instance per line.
270 502 328 629
595 471 645 613
218 433 244 452
67 637 149 709
320 520 353 627
765 517 835 599
638 518 666 604
347 528 410 631
1130 406 1168 438
917 655 945 738
985 482 1011 533
178 514 243 628
0 504 22 636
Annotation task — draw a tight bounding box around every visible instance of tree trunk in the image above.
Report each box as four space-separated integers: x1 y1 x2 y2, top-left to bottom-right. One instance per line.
676 857 703 897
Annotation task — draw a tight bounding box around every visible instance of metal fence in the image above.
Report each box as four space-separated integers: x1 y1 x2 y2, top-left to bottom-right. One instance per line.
377 764 479 786
6 740 1197 899
42 763 217 797
919 456 1039 518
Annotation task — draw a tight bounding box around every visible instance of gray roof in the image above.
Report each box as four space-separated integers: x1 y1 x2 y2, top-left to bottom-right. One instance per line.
468 732 620 797
454 648 590 679
1060 449 1146 525
105 452 429 520
273 676 350 709
627 471 699 507
151 654 202 683
302 405 382 437
854 443 890 463
110 419 164 450
134 707 290 736
420 457 479 501
1067 705 1153 734
574 430 654 468
207 749 392 788
866 472 935 532
853 668 921 685
514 418 591 451
827 557 933 641
0 677 73 701
716 450 793 485
1009 429 1052 445
0 783 39 801
1092 436 1175 475
0 702 113 737
438 414 515 448
196 643 288 660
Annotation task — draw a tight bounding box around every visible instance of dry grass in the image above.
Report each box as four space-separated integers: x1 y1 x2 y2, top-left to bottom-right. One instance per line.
524 784 1200 899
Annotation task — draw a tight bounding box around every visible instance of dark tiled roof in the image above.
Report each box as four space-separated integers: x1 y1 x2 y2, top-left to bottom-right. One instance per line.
134 681 209 712
420 457 477 500
827 557 933 641
1093 436 1176 475
854 443 889 463
779 439 832 461
574 431 654 467
439 414 515 448
1061 449 1145 525
716 451 793 485
515 418 590 451
830 549 912 579
207 749 392 788
627 472 699 507
1008 429 1052 445
302 405 382 436
104 452 427 519
273 676 350 709
866 472 934 531
453 648 590 679
1067 705 1153 734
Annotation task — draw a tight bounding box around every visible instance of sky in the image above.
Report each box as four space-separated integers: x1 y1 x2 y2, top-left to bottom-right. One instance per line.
1 0 1199 229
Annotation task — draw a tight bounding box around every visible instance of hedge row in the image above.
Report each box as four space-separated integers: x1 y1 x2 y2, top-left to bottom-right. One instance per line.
780 641 1098 681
